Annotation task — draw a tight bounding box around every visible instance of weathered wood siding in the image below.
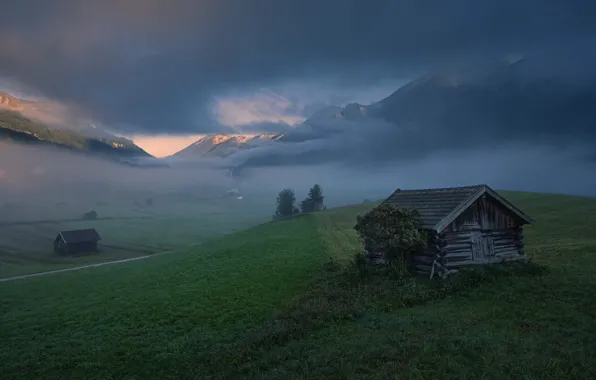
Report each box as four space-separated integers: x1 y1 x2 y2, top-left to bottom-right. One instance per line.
438 228 525 268
53 239 98 255
411 195 527 275
441 195 525 267
447 195 519 231
410 235 437 274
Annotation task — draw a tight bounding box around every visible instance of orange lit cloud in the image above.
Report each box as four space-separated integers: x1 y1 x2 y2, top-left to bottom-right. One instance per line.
213 89 305 127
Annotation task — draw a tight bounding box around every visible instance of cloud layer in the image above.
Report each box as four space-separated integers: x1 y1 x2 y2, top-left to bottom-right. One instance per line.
2 0 595 134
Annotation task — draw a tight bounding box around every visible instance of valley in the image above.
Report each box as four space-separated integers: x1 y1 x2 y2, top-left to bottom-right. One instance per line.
3 3 595 379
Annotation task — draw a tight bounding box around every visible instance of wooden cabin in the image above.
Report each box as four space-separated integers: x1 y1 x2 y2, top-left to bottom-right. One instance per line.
54 229 102 255
381 184 535 278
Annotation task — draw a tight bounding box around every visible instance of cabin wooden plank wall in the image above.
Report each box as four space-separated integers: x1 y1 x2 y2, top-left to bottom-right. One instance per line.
410 195 526 274
441 195 525 268
409 242 438 274
54 239 98 255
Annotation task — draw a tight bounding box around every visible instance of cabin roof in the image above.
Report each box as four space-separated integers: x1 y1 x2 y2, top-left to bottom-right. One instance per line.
57 229 102 244
382 184 535 232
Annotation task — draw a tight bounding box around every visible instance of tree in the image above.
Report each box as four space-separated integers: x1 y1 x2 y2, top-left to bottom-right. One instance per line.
308 184 323 202
354 203 427 269
275 188 299 218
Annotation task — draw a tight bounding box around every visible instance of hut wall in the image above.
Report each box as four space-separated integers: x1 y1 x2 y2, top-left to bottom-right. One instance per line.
64 241 98 255
409 230 438 274
54 239 66 254
439 196 526 268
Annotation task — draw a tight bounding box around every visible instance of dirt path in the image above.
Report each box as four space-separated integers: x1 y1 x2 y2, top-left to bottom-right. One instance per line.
0 252 168 283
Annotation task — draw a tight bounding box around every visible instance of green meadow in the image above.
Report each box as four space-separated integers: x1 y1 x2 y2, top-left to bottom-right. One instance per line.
0 196 272 278
1 191 596 379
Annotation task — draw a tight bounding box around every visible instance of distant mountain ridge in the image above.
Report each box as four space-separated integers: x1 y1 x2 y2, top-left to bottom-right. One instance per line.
168 104 370 159
169 132 286 158
0 91 104 137
6 52 595 172
218 55 596 173
0 92 157 166
367 57 596 140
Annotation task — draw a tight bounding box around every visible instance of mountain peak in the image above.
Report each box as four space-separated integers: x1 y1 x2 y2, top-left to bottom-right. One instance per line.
170 133 282 158
194 134 233 145
250 133 279 140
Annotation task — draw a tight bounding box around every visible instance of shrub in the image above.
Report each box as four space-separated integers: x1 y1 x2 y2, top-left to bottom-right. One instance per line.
348 252 369 280
354 203 427 270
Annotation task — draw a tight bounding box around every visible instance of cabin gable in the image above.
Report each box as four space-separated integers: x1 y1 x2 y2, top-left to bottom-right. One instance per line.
432 194 527 273
445 194 522 232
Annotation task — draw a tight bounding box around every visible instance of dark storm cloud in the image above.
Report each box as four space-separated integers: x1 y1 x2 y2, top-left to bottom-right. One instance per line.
1 0 596 134
219 56 596 172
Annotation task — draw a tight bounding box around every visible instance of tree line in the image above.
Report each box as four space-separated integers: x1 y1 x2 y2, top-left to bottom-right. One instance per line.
274 184 326 219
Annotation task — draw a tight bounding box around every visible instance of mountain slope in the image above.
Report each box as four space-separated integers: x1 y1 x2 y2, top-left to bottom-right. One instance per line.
229 57 596 172
0 109 151 160
0 91 111 138
0 91 71 126
368 58 596 140
0 91 158 165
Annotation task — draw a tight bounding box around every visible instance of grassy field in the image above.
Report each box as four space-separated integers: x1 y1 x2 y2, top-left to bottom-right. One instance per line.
0 196 273 278
1 191 596 379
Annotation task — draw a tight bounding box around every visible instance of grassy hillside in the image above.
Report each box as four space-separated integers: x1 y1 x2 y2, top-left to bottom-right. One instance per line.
1 191 596 379
0 109 149 158
0 197 272 278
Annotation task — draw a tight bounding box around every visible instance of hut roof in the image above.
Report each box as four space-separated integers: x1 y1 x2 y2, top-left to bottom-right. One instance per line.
57 229 102 244
382 184 535 232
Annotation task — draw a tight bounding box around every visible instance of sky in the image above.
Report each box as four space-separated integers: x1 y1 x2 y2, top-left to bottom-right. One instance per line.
1 0 596 194
2 1 595 137
125 135 209 157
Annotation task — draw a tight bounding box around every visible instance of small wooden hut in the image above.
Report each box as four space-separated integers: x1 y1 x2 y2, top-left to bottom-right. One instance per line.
54 229 102 255
380 184 535 278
